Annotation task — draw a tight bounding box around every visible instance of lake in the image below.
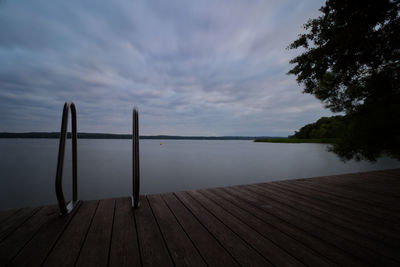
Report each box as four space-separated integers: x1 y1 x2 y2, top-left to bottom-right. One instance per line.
1 139 399 210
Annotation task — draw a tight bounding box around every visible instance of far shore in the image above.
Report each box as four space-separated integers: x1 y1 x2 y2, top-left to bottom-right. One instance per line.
0 132 282 141
254 138 338 144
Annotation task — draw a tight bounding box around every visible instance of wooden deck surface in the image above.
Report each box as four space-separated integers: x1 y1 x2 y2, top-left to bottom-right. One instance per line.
1 168 400 266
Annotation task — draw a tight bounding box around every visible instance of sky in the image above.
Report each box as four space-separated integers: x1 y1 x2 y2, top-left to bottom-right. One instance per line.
0 0 333 136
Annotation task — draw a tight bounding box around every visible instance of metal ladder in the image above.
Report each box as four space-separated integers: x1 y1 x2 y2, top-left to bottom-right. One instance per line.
55 102 140 215
55 102 78 215
132 107 140 208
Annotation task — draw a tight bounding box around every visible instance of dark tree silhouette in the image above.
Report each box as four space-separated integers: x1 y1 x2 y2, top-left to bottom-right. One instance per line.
288 0 400 160
291 116 346 140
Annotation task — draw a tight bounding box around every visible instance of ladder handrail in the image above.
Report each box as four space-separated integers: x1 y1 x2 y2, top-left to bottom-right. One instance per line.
132 107 140 208
55 102 78 215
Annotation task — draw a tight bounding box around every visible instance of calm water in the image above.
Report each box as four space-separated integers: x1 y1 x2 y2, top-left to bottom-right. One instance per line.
1 139 399 210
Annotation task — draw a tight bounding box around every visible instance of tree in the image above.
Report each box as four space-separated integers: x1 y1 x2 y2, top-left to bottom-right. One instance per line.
291 116 346 139
288 0 400 160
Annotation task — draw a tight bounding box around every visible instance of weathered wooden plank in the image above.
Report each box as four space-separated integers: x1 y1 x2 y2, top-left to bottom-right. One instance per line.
329 172 400 197
1 169 399 267
302 172 400 197
75 199 115 267
162 193 239 267
378 169 400 180
148 194 206 267
361 170 400 182
222 187 376 266
0 208 20 224
275 180 400 225
0 206 57 264
0 207 40 242
10 203 81 267
225 186 397 266
175 191 272 266
293 171 392 186
237 184 400 263
337 181 400 197
42 200 99 267
199 188 337 266
306 176 400 207
380 169 400 177
265 181 400 243
135 196 174 267
299 179 400 211
289 178 400 214
353 170 400 182
257 182 400 245
187 190 304 267
109 198 141 267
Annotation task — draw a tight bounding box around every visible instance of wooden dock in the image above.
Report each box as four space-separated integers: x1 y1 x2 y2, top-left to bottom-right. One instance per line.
1 169 400 266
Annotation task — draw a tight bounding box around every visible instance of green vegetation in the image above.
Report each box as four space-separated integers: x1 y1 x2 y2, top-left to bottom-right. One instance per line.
255 116 343 144
290 116 346 139
288 0 400 161
255 138 338 144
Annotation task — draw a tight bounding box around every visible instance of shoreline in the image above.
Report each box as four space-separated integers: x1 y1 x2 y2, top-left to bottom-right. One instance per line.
254 138 338 144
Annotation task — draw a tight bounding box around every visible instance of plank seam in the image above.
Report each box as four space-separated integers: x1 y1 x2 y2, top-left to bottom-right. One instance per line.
252 183 364 229
318 173 400 197
213 187 344 265
160 194 209 267
313 178 400 201
231 186 393 264
0 207 42 243
256 183 400 241
39 201 83 266
107 199 116 267
73 200 100 267
184 191 274 266
197 189 314 266
0 208 22 225
225 186 359 263
246 184 365 238
282 181 400 220
271 182 398 224
7 207 58 265
132 204 143 267
296 181 400 212
256 183 400 262
172 192 241 266
146 196 175 266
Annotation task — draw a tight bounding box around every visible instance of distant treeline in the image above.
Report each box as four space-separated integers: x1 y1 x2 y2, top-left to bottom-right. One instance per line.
254 116 345 144
254 138 337 144
290 116 345 139
0 132 278 140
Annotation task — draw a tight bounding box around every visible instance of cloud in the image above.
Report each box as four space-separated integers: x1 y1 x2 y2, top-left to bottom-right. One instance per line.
0 0 330 136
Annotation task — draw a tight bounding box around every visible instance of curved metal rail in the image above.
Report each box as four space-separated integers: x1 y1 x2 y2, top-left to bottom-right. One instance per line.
55 102 78 215
132 107 140 208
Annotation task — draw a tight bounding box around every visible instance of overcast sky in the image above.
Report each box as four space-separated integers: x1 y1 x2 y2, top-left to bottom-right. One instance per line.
0 0 333 136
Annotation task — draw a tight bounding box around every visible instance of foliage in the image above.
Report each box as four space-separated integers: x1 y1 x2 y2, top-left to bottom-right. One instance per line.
288 0 400 160
290 116 345 139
